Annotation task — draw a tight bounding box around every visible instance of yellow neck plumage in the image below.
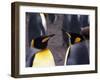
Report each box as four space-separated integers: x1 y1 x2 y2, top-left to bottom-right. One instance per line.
32 49 55 67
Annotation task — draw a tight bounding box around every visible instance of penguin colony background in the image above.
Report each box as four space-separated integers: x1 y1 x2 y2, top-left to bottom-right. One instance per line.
26 12 90 67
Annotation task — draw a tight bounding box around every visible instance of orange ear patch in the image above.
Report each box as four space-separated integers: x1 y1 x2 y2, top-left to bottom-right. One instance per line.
74 37 81 43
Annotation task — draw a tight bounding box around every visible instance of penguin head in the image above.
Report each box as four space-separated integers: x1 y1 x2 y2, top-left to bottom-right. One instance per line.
64 31 84 45
31 34 55 49
69 32 84 44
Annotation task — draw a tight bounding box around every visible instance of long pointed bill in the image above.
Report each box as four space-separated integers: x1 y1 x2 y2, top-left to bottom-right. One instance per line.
65 32 71 38
42 34 55 43
47 34 55 37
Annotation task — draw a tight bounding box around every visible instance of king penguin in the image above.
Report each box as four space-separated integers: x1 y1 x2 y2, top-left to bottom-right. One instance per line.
30 34 56 67
64 27 89 65
63 30 85 65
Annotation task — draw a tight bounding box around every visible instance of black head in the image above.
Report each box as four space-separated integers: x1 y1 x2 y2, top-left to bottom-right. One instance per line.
62 29 84 45
67 32 84 44
31 34 55 49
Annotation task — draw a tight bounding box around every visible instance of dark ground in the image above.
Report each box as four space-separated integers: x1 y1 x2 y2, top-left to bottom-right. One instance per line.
47 15 67 66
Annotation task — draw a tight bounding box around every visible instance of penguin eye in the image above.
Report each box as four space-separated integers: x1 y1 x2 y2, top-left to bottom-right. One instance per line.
42 37 49 43
74 37 81 43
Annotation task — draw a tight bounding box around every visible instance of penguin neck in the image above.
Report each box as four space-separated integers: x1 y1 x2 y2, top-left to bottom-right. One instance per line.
30 47 41 53
31 47 48 52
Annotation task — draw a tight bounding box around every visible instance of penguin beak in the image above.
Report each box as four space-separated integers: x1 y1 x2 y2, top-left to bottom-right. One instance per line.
47 34 55 38
61 29 71 38
65 32 71 38
42 34 55 43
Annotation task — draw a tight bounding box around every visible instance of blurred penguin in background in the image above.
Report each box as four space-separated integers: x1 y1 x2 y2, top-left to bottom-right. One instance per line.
48 14 56 24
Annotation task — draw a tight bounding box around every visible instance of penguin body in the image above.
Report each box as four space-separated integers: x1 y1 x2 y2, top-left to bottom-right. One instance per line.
63 31 85 65
32 49 55 67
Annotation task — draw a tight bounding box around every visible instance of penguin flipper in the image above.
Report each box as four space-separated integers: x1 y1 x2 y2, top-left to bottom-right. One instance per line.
30 54 35 67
